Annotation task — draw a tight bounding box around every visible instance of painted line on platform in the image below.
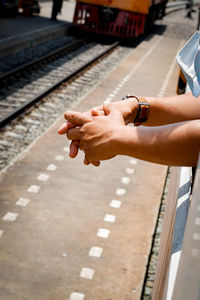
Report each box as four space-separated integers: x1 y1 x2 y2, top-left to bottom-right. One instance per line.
80 267 95 280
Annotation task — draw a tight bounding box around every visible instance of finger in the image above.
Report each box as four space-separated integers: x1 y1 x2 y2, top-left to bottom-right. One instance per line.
83 155 100 167
69 140 79 158
91 108 105 117
91 160 101 167
67 127 82 140
58 121 75 134
103 102 124 121
64 111 92 125
84 156 90 165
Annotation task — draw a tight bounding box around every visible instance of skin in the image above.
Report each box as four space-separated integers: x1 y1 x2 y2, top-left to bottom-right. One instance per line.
58 93 200 166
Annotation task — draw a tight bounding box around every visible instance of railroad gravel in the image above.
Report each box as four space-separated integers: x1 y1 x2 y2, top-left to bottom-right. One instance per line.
0 45 132 171
0 35 75 75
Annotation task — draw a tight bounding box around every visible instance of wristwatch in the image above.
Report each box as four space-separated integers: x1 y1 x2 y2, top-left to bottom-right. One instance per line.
122 95 150 126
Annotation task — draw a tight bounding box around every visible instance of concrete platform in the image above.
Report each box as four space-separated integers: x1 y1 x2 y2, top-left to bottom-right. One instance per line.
0 0 76 58
0 33 183 299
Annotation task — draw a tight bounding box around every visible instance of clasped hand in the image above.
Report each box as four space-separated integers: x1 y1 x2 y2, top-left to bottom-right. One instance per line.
58 102 127 166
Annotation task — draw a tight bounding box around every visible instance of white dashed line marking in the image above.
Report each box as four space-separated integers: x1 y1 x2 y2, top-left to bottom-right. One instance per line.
121 177 130 185
110 200 121 208
130 158 137 165
192 248 199 257
16 197 30 207
105 97 112 102
63 146 70 153
2 212 18 222
126 168 134 175
97 228 110 238
80 267 95 280
116 188 126 196
89 247 103 258
108 93 115 98
27 185 40 193
55 155 64 161
37 174 49 182
195 218 200 225
193 233 200 240
69 292 85 300
62 252 68 257
104 214 116 223
46 164 57 171
0 230 4 238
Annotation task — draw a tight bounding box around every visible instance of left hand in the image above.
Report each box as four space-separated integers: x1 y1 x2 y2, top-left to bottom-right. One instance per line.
65 103 125 162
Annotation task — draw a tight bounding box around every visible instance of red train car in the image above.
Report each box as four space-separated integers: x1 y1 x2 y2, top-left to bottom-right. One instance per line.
73 0 168 38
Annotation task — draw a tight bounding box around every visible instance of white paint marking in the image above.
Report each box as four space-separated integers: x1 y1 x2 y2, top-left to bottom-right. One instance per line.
97 228 110 238
3 212 18 222
108 93 115 98
195 217 200 225
69 292 85 300
37 174 49 182
118 83 124 88
113 90 118 95
0 230 4 238
104 214 116 223
46 164 57 171
16 197 30 207
55 155 64 161
130 158 137 165
80 267 95 280
27 185 40 193
105 97 112 102
193 233 200 240
89 247 103 258
192 248 199 257
126 168 134 175
110 200 121 208
116 188 126 196
62 252 68 257
121 177 130 185
63 146 70 153
115 87 121 92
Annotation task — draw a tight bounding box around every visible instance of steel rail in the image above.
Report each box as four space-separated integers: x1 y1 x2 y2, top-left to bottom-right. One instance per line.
0 37 88 82
0 41 118 128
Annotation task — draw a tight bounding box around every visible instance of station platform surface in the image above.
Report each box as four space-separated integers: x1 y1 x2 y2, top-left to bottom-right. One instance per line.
0 32 183 299
0 0 75 57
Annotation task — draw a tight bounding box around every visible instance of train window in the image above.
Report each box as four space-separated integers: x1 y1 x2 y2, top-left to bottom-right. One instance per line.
120 26 124 34
116 26 119 33
129 18 133 26
110 24 113 32
78 10 82 18
82 10 86 20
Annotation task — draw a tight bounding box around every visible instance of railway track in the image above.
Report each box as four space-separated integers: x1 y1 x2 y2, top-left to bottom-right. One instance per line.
0 38 119 128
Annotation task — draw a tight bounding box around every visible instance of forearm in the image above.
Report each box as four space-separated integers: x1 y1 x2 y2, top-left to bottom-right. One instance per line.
116 120 200 166
143 93 200 126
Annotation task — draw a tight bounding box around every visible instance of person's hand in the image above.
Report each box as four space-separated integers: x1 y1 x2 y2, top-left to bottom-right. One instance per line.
65 102 125 162
58 98 138 163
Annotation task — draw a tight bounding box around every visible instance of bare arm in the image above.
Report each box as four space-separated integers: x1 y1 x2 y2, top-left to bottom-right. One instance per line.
115 121 200 166
65 104 200 167
144 93 200 126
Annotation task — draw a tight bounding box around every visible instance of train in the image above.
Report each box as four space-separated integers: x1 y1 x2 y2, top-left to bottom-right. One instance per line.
73 0 168 38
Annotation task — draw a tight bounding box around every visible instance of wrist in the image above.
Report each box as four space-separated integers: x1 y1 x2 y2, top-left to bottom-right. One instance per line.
124 98 139 124
122 95 149 126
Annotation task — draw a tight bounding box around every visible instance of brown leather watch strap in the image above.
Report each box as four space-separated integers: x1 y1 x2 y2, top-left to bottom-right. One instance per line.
122 95 149 126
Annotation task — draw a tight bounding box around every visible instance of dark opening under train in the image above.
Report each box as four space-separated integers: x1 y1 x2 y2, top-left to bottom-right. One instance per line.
73 0 168 38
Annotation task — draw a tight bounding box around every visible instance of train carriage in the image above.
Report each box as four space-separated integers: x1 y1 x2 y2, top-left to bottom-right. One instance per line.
73 0 168 38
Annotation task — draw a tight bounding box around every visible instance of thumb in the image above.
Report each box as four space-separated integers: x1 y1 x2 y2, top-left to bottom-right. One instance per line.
103 102 123 120
64 111 92 125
